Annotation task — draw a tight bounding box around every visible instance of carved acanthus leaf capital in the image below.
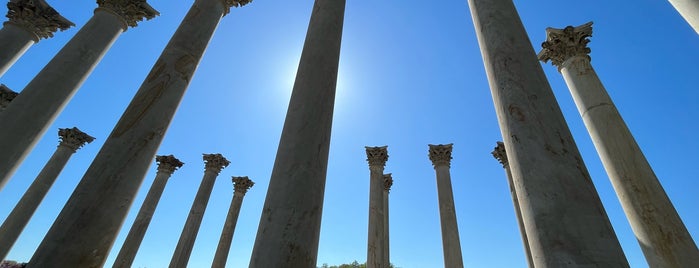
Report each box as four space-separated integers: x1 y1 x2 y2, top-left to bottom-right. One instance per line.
155 155 184 174
96 0 158 29
365 146 388 167
5 0 74 40
491 141 508 168
428 143 453 167
220 0 253 15
232 176 254 195
1 84 18 111
383 173 393 192
538 21 593 67
203 153 230 174
58 127 95 151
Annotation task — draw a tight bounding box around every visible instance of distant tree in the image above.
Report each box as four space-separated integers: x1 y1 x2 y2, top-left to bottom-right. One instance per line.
319 261 397 268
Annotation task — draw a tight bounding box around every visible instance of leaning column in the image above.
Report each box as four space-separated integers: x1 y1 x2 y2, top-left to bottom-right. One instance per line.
0 0 158 189
538 22 699 267
212 176 254 268
0 0 73 77
492 141 534 268
0 84 18 111
249 0 346 267
365 146 388 268
112 155 184 268
428 144 464 268
467 0 629 266
668 0 699 34
26 0 251 267
0 127 93 261
382 173 393 267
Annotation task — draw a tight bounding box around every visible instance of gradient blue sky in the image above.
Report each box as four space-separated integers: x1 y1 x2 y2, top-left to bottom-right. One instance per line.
1 0 697 267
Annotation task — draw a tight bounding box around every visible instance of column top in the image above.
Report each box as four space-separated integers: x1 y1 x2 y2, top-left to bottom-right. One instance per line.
203 153 230 174
491 141 508 168
232 176 254 194
428 143 453 167
5 0 74 41
383 173 393 192
365 146 388 167
58 127 95 152
221 0 253 15
96 0 159 30
537 21 593 67
156 155 184 174
0 84 18 111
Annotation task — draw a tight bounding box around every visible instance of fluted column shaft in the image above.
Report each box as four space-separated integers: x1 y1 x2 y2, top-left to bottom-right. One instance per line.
429 144 464 268
249 0 345 267
25 0 239 266
466 0 629 266
212 176 253 268
669 0 699 34
0 1 157 189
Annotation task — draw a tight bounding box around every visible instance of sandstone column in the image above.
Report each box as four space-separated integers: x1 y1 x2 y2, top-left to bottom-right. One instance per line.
467 0 629 266
0 0 73 77
170 154 230 268
0 84 18 111
382 173 393 267
26 1 251 267
428 144 464 268
365 146 388 268
0 0 158 189
668 0 699 34
0 127 93 261
492 141 534 268
249 0 345 267
212 176 254 268
112 155 184 268
538 22 699 267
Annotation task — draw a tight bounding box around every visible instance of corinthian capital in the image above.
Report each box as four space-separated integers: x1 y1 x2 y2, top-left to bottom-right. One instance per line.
538 21 593 67
383 173 393 192
156 155 184 174
365 146 388 167
1 84 18 111
96 0 158 29
232 176 254 195
203 153 230 174
221 0 253 15
58 127 95 152
428 143 453 167
491 141 508 168
5 0 74 40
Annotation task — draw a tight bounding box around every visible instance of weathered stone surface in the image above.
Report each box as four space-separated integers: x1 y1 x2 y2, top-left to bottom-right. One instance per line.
668 0 699 34
428 144 464 268
212 176 254 268
5 0 73 39
382 173 392 266
96 0 158 29
0 84 18 111
365 146 388 268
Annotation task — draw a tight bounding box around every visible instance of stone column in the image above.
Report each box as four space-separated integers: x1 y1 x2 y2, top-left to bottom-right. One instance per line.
212 176 254 268
466 0 629 266
668 0 699 34
382 173 393 267
0 84 18 111
112 155 184 268
249 0 345 267
365 146 388 268
170 154 230 268
0 0 73 77
428 144 464 268
0 127 93 261
492 141 534 268
26 1 250 267
0 0 158 189
539 22 699 267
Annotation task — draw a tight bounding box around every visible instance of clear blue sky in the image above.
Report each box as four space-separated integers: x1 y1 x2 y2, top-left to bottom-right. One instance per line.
1 0 697 267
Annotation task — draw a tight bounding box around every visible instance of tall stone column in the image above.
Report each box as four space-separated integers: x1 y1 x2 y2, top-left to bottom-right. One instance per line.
492 141 534 268
365 146 388 268
428 144 464 268
0 127 93 261
249 0 345 267
112 155 184 268
538 22 699 267
668 0 699 34
170 153 230 268
212 176 254 268
0 0 158 189
382 173 393 267
0 84 18 111
26 1 251 267
0 0 73 77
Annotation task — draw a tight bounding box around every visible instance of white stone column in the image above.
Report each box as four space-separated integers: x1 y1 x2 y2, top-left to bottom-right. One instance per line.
382 173 392 267
365 146 388 268
538 22 699 267
0 0 73 77
467 0 629 266
212 176 254 268
0 127 93 261
112 155 184 268
25 1 250 267
492 141 533 268
428 144 464 268
0 0 158 189
668 0 699 34
249 0 345 267
170 154 229 268
0 84 18 111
